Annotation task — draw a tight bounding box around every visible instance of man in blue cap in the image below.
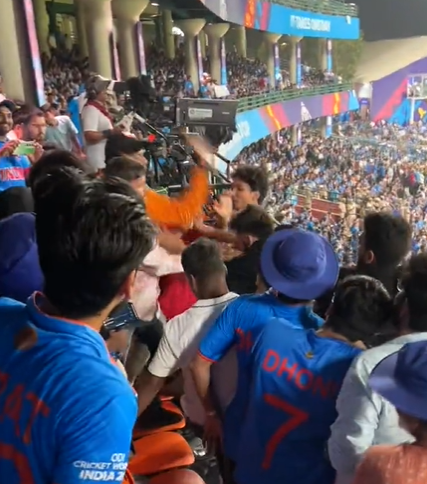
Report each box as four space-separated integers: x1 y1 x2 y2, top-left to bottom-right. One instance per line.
191 229 338 479
232 272 391 484
351 340 427 483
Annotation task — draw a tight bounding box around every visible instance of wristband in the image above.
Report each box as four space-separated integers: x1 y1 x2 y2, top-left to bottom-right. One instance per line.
102 129 113 138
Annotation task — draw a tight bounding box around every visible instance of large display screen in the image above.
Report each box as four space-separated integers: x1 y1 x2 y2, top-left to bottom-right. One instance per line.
202 0 359 40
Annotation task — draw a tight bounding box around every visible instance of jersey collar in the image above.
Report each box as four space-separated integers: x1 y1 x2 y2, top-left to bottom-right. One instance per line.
26 292 108 353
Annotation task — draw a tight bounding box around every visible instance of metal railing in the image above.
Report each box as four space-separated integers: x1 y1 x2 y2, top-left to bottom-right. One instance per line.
266 0 358 17
237 82 353 112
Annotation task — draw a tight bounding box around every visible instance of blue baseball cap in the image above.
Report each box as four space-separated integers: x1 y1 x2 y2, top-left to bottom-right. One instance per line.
369 340 427 421
0 212 43 302
260 228 339 300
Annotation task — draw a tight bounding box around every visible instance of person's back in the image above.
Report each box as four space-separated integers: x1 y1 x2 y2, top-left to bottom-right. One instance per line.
150 291 238 425
235 321 361 484
352 339 427 484
193 229 337 465
0 296 136 483
329 253 427 484
233 275 392 484
0 166 157 483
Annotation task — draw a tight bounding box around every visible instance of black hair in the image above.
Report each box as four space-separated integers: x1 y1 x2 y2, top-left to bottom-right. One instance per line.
28 149 87 192
257 259 310 305
229 205 274 240
401 253 427 333
327 275 392 345
104 157 146 183
14 107 44 126
363 212 412 266
34 167 157 319
232 165 269 203
181 237 225 282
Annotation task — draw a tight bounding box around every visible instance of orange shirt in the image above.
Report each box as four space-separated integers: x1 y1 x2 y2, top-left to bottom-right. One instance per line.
353 444 427 484
145 167 209 230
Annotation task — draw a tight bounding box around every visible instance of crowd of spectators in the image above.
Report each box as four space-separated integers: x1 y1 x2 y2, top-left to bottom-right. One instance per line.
232 121 427 265
0 117 426 484
2 30 425 484
36 40 338 110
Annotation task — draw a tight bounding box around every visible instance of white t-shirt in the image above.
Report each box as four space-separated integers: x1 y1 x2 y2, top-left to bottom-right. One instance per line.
81 104 112 171
148 292 238 426
45 116 78 152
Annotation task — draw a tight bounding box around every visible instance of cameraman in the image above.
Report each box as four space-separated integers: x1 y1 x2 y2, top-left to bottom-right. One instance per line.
81 76 123 172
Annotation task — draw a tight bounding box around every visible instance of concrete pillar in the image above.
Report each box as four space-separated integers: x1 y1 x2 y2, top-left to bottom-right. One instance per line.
264 33 281 89
75 0 89 57
33 0 50 55
63 17 74 50
288 36 302 86
84 0 114 78
162 10 175 59
291 125 298 146
0 0 28 100
205 23 229 83
113 0 149 79
199 31 207 59
232 25 246 57
318 38 327 71
175 19 206 92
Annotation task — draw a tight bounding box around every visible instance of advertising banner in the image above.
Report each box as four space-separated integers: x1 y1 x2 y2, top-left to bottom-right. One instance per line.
216 89 360 170
201 0 359 40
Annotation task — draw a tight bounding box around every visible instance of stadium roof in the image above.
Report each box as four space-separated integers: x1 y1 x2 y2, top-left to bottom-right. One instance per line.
354 37 427 83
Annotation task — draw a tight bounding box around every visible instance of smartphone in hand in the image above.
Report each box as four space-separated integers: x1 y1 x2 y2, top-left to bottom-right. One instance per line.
14 142 36 156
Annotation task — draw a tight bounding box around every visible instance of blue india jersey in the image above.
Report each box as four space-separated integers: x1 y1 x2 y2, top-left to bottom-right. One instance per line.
198 293 324 460
0 293 137 483
234 320 360 484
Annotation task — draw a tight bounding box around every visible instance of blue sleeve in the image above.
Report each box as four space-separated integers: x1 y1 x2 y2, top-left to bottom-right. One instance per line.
198 298 243 362
53 391 137 483
19 156 31 169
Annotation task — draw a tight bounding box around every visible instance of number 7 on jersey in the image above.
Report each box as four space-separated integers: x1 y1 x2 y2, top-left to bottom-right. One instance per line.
262 394 309 469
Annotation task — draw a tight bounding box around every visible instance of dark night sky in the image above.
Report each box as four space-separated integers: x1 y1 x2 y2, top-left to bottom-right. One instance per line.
353 0 427 41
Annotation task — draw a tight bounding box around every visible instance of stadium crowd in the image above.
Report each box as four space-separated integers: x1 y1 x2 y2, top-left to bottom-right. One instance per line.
0 29 425 484
36 41 336 111
0 68 427 484
232 121 427 265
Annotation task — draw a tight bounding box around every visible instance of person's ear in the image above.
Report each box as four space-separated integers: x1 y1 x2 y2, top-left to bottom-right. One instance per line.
188 274 197 296
324 303 333 320
364 249 375 264
120 271 138 301
253 190 260 203
352 340 367 350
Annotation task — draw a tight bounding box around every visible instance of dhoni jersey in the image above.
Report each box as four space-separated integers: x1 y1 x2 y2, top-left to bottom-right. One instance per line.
234 320 361 484
0 141 30 192
198 292 324 460
0 294 137 484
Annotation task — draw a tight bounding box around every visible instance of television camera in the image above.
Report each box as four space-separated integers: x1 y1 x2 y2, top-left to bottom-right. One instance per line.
107 75 237 192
